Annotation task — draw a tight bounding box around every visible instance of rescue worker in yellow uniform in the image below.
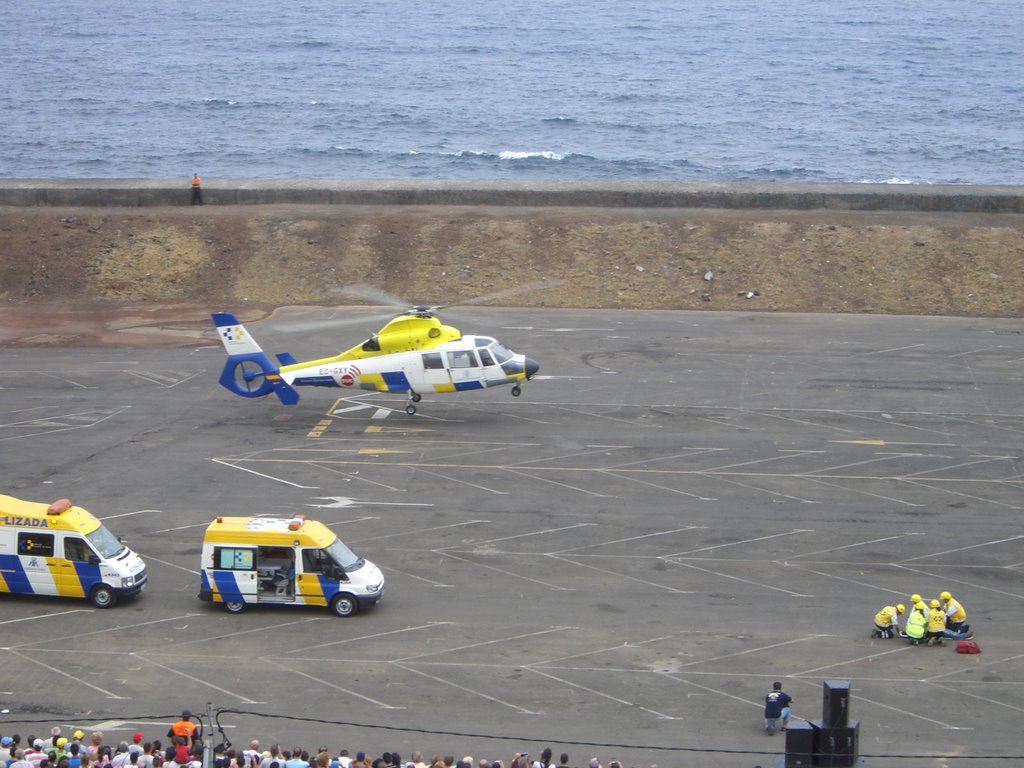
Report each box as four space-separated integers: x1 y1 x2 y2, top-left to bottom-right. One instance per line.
872 603 905 639
941 591 970 634
926 599 947 646
905 601 928 645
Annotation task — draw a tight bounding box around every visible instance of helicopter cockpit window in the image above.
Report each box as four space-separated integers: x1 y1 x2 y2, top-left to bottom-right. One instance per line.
474 336 496 348
478 348 495 366
447 350 478 369
489 342 514 364
422 352 444 369
361 336 381 352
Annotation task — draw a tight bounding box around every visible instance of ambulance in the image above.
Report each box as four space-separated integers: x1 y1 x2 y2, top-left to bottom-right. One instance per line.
198 514 384 616
0 495 147 608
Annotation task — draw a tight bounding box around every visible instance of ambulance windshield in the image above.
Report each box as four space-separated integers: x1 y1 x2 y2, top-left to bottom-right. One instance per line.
86 523 125 559
327 538 363 571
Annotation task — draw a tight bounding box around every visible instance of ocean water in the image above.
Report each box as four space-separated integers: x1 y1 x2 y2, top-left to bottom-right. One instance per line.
2 0 1022 183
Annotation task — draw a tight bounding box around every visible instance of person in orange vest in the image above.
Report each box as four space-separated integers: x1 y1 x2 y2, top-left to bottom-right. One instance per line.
167 710 200 747
191 174 203 205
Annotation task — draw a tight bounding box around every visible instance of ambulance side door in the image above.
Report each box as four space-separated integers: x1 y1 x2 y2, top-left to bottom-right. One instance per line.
16 531 58 597
59 535 100 599
210 545 259 602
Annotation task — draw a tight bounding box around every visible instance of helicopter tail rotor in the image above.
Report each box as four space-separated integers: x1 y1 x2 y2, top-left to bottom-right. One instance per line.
211 312 300 405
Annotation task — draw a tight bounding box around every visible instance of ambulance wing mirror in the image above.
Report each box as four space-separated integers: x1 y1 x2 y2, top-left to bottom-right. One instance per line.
88 554 101 565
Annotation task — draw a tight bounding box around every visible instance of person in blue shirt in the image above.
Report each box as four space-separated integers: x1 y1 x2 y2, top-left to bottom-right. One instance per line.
763 681 793 735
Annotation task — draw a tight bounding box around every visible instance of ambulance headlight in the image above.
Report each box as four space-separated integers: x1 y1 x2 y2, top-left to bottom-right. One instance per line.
121 576 135 588
367 582 382 594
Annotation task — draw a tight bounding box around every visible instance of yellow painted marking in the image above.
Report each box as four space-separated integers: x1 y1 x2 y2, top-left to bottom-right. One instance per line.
307 419 333 438
357 448 410 455
833 439 887 446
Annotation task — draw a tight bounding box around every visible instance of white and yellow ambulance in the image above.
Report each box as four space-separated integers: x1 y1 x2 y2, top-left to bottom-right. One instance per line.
198 514 384 616
0 495 147 608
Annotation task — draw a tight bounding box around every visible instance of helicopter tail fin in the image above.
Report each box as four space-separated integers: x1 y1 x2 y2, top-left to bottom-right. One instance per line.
211 312 300 405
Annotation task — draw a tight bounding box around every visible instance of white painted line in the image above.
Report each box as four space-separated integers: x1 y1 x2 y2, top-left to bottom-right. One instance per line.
99 509 162 520
666 529 812 558
897 534 1024 563
395 626 571 663
288 622 451 654
551 554 694 595
0 609 92 626
554 526 705 555
436 551 574 591
665 559 810 597
134 653 259 704
528 666 674 719
789 533 924 559
212 457 320 488
394 661 534 714
7 648 128 699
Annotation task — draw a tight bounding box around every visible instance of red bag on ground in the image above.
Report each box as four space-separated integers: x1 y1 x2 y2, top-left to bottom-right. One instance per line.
957 640 981 654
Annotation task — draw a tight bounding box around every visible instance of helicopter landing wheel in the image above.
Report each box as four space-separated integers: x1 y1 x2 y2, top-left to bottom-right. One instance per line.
405 404 417 415
410 392 422 403
511 385 522 397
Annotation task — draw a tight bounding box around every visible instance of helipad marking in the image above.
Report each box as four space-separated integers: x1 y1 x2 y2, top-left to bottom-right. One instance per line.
357 448 409 455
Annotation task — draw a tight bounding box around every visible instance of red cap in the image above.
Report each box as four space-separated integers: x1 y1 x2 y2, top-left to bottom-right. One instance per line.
133 733 144 742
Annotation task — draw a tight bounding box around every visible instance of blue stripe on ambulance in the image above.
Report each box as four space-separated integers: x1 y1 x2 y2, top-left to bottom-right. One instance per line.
381 371 412 391
211 570 242 602
72 560 103 591
0 554 31 593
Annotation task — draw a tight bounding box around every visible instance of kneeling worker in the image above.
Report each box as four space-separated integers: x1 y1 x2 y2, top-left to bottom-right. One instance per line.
905 601 928 645
872 603 905 639
926 599 947 646
941 591 970 635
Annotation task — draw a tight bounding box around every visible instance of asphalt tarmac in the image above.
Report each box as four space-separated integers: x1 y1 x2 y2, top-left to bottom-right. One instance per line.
2 307 1023 768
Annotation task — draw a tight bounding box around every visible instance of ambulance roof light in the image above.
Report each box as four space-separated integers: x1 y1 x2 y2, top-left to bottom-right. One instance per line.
287 514 305 531
47 499 72 515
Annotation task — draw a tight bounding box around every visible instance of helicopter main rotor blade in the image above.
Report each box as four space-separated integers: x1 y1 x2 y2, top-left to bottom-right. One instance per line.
435 278 566 309
331 283 408 308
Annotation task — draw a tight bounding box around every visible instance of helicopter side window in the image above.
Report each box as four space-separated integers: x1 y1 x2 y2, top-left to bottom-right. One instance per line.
447 350 478 369
478 349 495 366
422 352 444 369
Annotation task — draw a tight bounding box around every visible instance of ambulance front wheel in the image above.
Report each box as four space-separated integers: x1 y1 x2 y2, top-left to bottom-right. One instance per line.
331 593 359 617
90 585 117 609
224 600 247 614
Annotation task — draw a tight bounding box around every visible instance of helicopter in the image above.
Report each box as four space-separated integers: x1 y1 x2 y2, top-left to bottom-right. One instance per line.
210 286 542 415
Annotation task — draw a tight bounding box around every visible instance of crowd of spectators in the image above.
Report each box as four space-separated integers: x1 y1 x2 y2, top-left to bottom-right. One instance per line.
0 723 632 768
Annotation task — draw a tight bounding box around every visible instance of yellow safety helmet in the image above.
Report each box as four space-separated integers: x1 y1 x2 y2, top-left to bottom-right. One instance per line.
940 591 952 600
930 599 940 608
915 601 927 611
73 731 84 741
896 604 905 614
911 593 922 604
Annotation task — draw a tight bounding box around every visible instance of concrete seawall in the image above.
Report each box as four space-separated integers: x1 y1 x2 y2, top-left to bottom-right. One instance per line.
1 179 1022 213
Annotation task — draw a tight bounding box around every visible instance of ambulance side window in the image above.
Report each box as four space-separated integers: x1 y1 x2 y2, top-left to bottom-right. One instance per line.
214 547 256 570
18 532 54 557
64 537 95 563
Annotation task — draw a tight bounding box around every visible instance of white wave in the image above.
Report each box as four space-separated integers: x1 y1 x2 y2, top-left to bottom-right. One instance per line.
498 150 565 161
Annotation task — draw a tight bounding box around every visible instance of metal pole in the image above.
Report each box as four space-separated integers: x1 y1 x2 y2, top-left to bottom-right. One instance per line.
204 702 214 768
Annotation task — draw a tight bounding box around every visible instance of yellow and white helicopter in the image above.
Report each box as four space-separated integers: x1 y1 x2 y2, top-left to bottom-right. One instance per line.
211 286 542 414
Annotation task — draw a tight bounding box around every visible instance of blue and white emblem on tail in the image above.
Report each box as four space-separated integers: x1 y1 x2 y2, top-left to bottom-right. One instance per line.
211 312 300 405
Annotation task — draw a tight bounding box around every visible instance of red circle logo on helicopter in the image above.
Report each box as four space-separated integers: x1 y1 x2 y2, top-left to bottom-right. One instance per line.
340 365 360 387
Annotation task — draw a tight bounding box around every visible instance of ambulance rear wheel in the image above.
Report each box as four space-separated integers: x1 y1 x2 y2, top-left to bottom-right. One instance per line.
90 585 117 609
331 593 358 617
224 600 247 614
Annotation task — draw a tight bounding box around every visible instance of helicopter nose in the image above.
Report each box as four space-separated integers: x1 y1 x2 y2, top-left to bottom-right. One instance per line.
524 357 540 379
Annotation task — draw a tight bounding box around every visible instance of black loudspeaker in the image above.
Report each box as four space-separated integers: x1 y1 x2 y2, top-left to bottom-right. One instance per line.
784 721 816 768
822 679 851 728
808 719 860 767
830 720 860 767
